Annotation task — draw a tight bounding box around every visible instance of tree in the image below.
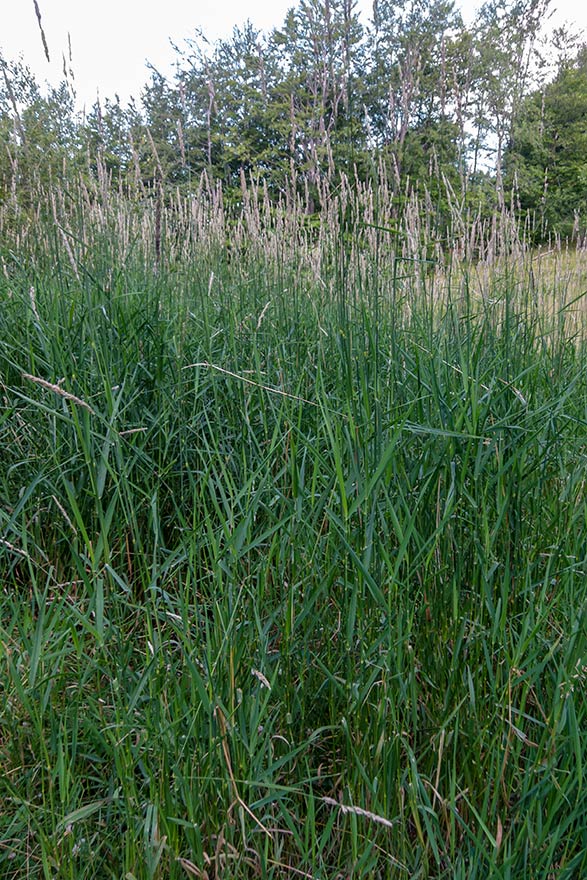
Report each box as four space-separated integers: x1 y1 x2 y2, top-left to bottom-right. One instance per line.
269 0 366 199
468 0 551 199
0 55 80 205
362 0 465 203
167 24 288 193
506 45 587 239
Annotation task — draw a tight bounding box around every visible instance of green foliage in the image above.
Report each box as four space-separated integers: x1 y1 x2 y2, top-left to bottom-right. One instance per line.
0 0 557 227
1 183 587 878
2 1 587 238
507 46 587 239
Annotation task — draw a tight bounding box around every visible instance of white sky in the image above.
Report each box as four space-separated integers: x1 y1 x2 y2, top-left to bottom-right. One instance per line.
2 0 586 111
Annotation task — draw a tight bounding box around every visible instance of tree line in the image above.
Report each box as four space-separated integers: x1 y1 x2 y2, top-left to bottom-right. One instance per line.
1 0 587 240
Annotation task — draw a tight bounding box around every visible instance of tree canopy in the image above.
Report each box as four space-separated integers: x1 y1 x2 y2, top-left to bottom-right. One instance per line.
2 0 586 240
506 46 587 239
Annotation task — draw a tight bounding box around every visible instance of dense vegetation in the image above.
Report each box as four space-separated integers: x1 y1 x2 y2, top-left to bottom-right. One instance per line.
507 45 587 238
2 0 587 238
1 1 587 878
1 167 587 878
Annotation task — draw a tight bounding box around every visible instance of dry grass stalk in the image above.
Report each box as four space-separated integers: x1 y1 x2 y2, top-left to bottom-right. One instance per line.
29 286 40 322
184 362 346 416
22 373 95 414
321 796 398 830
52 494 76 535
0 538 30 558
51 193 81 281
214 706 271 838
255 301 271 330
32 1 51 62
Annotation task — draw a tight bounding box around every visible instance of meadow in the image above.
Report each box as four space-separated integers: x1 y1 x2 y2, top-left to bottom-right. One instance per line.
1 176 587 878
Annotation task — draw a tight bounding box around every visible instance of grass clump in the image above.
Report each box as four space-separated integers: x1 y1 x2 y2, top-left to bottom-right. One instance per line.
1 184 587 878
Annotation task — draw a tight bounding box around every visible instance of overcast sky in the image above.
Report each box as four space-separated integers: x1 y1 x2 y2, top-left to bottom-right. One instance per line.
2 0 586 111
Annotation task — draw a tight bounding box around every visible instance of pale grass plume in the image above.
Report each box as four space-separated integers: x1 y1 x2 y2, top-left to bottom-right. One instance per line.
251 668 271 689
29 286 40 322
321 796 398 829
22 373 95 414
52 494 77 535
256 300 271 330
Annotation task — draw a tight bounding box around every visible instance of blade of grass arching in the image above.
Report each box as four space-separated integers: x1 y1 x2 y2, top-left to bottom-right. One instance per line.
2 472 46 541
47 564 104 644
27 578 54 692
92 491 120 574
55 798 115 834
453 790 497 852
317 370 349 521
171 640 213 718
237 514 295 559
95 384 126 501
557 288 587 313
324 508 387 610
404 739 445 869
59 477 95 567
402 420 489 441
375 471 436 581
4 647 38 724
347 419 406 519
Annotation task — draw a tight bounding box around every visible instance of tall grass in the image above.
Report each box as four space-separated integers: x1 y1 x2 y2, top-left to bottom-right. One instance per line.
1 175 586 878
